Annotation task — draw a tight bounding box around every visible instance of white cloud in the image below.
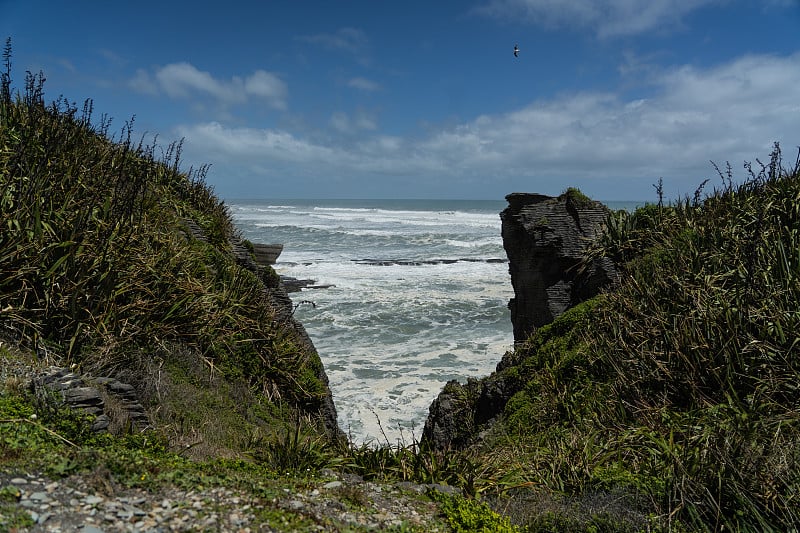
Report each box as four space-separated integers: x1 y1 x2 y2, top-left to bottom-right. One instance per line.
131 62 287 110
407 53 799 181
176 121 338 163
347 77 381 91
155 63 230 100
243 71 288 110
330 110 377 134
181 53 800 199
475 0 722 37
129 68 158 95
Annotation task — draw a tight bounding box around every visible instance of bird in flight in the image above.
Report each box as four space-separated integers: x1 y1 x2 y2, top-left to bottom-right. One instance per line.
513 44 520 57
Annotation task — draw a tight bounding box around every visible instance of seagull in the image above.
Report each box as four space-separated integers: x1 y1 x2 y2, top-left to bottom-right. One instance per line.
513 44 519 57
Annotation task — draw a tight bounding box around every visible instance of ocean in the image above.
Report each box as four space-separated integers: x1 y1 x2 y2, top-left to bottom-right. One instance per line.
229 198 641 444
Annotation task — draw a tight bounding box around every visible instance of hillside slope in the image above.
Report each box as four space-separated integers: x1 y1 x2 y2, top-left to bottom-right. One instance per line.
0 51 338 451
423 144 800 531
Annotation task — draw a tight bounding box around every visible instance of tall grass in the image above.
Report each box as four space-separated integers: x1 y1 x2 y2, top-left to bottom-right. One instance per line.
476 144 800 531
590 143 800 530
0 41 328 425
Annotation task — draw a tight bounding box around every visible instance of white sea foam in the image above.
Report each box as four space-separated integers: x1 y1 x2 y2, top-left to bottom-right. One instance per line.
231 199 514 443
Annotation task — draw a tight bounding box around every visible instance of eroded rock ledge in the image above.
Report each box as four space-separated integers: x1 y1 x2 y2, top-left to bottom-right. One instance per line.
29 366 149 433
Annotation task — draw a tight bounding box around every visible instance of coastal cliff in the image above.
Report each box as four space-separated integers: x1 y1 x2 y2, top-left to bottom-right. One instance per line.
423 189 617 449
501 190 618 343
0 68 340 453
230 233 341 437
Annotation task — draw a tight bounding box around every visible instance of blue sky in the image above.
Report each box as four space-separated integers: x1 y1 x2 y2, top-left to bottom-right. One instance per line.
1 1 798 201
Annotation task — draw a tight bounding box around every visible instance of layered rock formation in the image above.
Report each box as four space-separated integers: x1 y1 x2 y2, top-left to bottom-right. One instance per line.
29 367 149 433
502 191 617 343
422 190 618 450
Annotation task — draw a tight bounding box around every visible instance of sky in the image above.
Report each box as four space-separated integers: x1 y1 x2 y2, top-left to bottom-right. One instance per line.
1 1 798 201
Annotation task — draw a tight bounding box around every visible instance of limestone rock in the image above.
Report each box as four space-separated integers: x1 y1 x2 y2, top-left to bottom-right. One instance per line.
422 190 619 450
421 380 479 450
501 191 618 343
29 367 150 431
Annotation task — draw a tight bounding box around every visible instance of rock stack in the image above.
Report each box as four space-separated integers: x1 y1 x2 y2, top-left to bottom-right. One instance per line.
422 190 620 450
501 192 618 343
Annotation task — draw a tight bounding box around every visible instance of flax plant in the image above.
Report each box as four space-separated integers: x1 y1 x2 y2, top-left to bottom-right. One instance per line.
0 40 329 438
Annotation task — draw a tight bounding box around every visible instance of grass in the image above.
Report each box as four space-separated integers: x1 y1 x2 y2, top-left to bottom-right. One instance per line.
0 40 333 456
455 143 800 531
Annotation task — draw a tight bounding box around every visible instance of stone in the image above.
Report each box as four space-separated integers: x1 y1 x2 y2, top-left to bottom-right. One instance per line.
91 414 111 432
64 387 103 407
107 381 135 396
251 243 283 265
422 190 619 451
421 379 481 450
501 191 618 343
84 495 104 505
28 491 50 502
29 366 151 433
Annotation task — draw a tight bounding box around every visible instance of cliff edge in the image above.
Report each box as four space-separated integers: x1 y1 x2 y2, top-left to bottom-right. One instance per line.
501 190 617 343
423 189 617 450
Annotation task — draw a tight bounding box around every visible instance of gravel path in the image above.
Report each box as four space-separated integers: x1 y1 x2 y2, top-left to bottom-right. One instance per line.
1 468 453 532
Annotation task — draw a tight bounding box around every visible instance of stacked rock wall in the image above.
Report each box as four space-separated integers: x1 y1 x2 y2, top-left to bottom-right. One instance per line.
30 367 149 433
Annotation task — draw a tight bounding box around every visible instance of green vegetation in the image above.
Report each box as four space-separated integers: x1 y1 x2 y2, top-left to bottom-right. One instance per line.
3 39 800 531
559 186 595 209
473 143 800 531
430 491 519 532
0 40 331 456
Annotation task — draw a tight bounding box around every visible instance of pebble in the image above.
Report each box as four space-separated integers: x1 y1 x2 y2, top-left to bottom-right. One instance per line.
1 468 448 532
29 491 51 502
84 495 104 505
